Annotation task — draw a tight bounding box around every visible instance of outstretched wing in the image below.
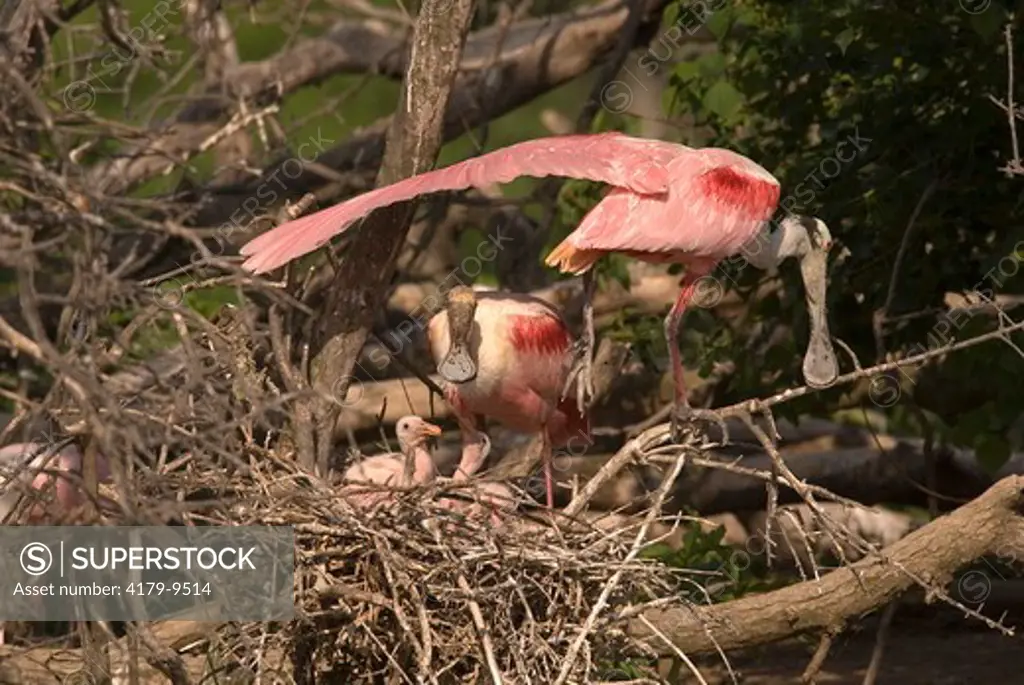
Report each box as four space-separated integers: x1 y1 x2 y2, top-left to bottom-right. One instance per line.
240 133 684 274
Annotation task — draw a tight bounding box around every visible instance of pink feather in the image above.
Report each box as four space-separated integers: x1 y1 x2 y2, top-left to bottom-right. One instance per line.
545 147 781 274
427 292 587 446
240 133 682 274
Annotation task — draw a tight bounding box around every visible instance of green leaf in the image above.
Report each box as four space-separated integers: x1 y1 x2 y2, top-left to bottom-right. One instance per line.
834 27 857 55
706 6 733 40
673 61 701 82
697 52 727 79
703 80 744 120
662 1 680 28
975 434 1011 476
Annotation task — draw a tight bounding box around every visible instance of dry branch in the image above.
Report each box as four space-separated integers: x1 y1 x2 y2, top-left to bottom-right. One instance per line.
629 475 1024 656
303 0 476 477
188 0 680 230
82 0 685 201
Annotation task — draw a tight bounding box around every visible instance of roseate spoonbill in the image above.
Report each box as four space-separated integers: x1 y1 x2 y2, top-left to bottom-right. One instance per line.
0 442 111 646
0 442 110 523
426 286 591 509
238 133 839 431
442 433 521 527
340 415 442 509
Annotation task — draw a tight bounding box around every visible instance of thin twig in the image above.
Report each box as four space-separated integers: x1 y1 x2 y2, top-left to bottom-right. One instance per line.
862 600 899 685
874 178 938 361
457 574 504 685
553 450 688 685
800 629 837 684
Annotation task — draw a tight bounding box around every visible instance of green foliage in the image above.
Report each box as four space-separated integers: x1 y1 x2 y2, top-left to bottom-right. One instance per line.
658 0 1024 450
642 521 777 603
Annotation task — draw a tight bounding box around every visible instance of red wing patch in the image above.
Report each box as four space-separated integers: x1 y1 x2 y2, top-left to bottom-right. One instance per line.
509 315 571 356
698 166 780 220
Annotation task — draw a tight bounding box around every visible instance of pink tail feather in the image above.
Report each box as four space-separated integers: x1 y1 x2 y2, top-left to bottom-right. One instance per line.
240 133 676 274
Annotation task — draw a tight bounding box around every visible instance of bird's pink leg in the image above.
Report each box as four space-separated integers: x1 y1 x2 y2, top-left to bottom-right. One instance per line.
447 390 488 482
665 268 729 442
541 429 554 509
665 272 703 408
567 270 598 415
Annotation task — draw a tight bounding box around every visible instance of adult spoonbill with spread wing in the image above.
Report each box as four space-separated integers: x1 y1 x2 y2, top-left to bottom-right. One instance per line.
340 415 442 509
426 286 590 509
239 133 839 431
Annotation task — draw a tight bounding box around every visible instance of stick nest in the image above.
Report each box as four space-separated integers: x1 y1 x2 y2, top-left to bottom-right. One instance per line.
209 456 689 684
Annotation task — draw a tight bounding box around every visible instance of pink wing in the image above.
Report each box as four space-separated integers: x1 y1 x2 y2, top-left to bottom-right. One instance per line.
558 148 781 260
240 133 686 274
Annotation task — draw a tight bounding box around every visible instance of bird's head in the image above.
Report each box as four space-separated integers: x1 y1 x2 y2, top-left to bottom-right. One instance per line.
395 416 442 451
778 215 833 258
803 216 833 253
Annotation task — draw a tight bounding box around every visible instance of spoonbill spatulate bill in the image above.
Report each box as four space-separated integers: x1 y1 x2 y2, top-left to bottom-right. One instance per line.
427 286 590 509
239 132 839 432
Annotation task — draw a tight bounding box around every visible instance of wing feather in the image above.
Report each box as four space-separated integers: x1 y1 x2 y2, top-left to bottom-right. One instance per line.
241 133 686 274
550 148 781 263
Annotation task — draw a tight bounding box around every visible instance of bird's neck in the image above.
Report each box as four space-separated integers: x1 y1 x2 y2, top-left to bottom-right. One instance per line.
740 217 801 270
411 446 435 481
453 440 487 482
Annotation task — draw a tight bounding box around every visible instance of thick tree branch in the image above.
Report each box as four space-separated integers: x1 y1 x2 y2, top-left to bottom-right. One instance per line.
629 475 1024 656
297 0 476 474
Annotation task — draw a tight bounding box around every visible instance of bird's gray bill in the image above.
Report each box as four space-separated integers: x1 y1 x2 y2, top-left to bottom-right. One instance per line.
798 244 839 388
442 286 479 383
439 343 477 383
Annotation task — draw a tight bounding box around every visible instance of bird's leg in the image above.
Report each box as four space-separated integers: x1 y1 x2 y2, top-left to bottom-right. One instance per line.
563 270 598 414
665 272 729 444
541 429 554 509
579 270 597 412
452 412 487 482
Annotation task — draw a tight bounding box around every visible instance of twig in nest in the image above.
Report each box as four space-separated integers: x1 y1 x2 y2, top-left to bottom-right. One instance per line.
457 574 504 685
553 448 688 685
132 622 193 685
562 422 683 518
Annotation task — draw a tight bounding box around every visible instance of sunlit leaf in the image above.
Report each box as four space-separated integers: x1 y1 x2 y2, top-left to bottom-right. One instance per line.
702 79 744 120
834 27 857 55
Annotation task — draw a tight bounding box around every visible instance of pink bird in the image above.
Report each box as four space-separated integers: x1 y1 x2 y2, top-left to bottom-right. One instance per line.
0 441 112 646
439 433 521 528
0 442 111 523
426 286 590 509
239 132 838 434
340 415 442 509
